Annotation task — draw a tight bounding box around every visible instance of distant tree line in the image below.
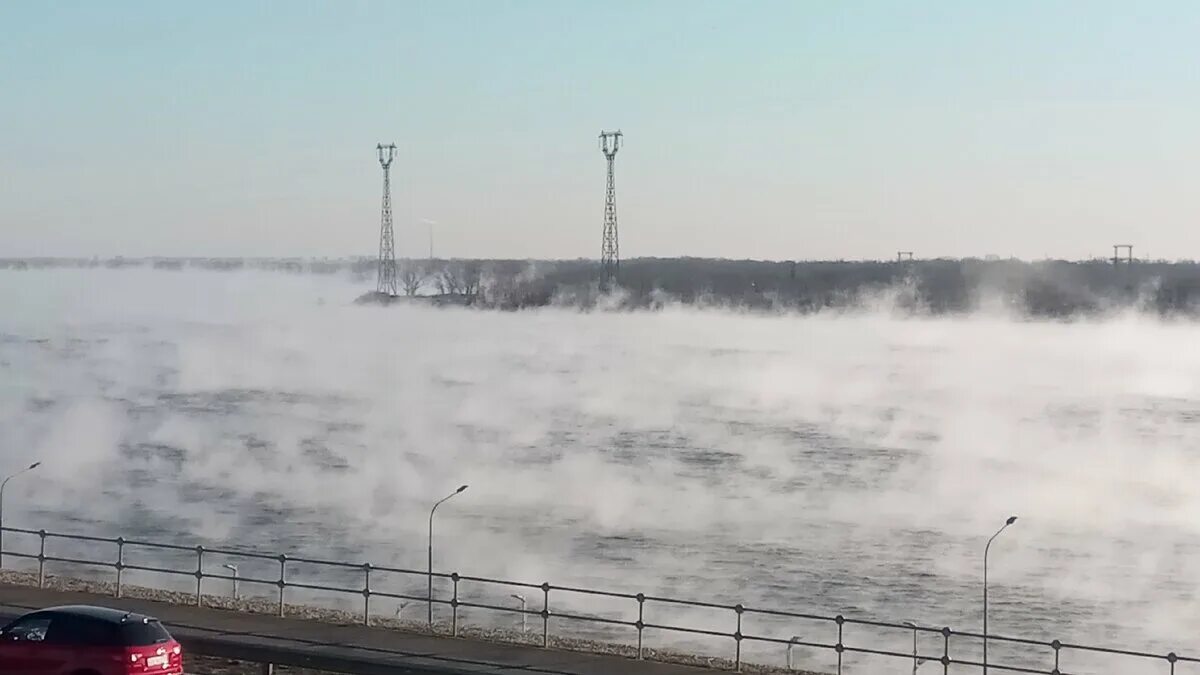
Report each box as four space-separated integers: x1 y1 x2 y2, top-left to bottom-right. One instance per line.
348 256 1200 317
10 255 1200 317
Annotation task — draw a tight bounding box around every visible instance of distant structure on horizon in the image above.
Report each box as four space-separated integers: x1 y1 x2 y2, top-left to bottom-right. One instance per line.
1112 244 1133 267
599 130 622 290
376 143 397 296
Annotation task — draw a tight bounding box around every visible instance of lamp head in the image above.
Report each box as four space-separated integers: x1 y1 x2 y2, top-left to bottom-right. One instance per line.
456 485 468 493
28 462 41 470
1006 515 1018 526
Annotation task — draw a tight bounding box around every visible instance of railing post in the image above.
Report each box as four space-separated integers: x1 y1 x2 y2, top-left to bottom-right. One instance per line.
362 563 371 626
635 593 645 660
1051 639 1061 674
1168 652 1178 675
540 582 551 648
941 626 952 675
276 555 287 618
194 546 204 607
451 573 460 637
733 604 744 672
835 615 844 675
36 530 46 589
114 538 125 598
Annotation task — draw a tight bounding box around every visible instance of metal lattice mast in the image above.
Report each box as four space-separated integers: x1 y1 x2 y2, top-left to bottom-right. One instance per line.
376 143 398 296
599 130 622 289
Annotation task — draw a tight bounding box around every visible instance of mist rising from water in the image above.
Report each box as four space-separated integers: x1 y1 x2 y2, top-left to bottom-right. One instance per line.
2 268 1199 673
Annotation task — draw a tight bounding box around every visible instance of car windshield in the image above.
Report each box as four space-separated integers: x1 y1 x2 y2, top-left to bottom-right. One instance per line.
120 620 171 646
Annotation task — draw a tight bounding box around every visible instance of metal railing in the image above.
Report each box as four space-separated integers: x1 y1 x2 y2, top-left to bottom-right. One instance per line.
0 525 1194 675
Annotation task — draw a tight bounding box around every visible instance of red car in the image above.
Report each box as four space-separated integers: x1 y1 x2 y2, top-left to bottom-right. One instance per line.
0 605 184 675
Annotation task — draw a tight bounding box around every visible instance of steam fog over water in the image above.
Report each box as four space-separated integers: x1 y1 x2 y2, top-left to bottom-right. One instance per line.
4 268 1200 673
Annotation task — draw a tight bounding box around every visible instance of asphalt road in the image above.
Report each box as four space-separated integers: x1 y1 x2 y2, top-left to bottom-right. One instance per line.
0 584 722 675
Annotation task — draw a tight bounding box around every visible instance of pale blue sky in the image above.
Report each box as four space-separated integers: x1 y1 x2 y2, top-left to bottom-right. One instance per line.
2 1 1198 260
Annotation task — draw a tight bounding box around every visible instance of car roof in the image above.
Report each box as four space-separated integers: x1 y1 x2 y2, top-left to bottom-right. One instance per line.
30 605 158 625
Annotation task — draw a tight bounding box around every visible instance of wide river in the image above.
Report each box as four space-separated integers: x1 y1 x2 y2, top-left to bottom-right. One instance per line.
2 268 1199 674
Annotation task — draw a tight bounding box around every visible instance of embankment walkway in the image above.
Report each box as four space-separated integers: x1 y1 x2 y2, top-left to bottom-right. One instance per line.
0 584 721 675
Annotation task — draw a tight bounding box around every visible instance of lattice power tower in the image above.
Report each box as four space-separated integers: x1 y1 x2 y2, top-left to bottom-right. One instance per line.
376 143 398 296
599 130 623 289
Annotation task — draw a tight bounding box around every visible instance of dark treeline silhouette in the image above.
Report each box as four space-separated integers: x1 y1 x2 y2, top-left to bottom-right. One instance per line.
363 256 1200 317
9 255 1200 317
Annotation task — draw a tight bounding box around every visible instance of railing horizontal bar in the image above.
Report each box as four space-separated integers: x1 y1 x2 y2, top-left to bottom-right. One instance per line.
546 584 639 600
641 622 732 639
360 566 431 578
121 563 188 577
453 600 525 615
362 590 431 604
281 581 362 595
119 539 196 552
1058 642 1171 659
43 532 117 544
269 555 366 570
928 655 1051 675
453 575 556 591
195 547 293 562
550 611 636 629
839 615 938 631
206 575 281 588
742 634 834 648
837 643 941 662
742 606 836 622
1 526 44 536
203 573 239 583
368 566 451 579
42 555 114 569
642 595 732 611
950 628 1053 648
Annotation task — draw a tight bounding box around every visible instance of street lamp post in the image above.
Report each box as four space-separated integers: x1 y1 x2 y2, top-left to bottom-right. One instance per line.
0 462 42 569
786 636 803 670
222 564 239 600
511 594 527 633
428 485 468 625
902 621 928 675
984 516 1018 675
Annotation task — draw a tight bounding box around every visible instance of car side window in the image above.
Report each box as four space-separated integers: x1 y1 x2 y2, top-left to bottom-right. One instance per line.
3 616 52 643
44 616 119 646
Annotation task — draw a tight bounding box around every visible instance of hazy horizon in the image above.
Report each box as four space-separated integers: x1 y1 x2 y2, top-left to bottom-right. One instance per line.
3 253 1198 264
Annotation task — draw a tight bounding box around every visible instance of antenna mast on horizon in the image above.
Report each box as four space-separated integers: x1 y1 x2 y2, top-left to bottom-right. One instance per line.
376 143 398 296
599 130 623 290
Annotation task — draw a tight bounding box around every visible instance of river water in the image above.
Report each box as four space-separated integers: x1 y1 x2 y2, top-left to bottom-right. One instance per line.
2 267 1199 674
